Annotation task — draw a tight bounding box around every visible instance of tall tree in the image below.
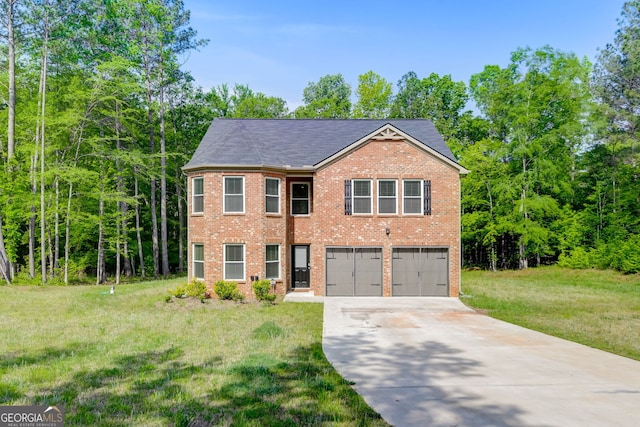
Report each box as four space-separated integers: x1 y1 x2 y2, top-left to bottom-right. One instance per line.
353 71 392 119
592 0 640 239
467 47 592 268
294 73 351 118
390 71 468 140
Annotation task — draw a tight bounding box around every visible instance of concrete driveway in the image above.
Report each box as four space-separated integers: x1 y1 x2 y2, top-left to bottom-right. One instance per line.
322 297 640 427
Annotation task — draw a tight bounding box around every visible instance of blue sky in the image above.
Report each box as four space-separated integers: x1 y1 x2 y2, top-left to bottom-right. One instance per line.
181 0 626 110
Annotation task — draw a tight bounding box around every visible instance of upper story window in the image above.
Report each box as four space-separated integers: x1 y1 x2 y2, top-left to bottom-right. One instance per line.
224 176 244 213
353 179 372 214
291 182 310 215
378 180 397 214
403 180 423 214
192 177 204 214
265 178 280 214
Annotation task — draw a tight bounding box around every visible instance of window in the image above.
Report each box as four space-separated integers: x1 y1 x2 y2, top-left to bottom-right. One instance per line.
192 177 204 214
353 179 372 214
224 244 245 280
265 178 280 214
192 244 204 279
378 180 397 214
265 244 280 279
403 180 423 214
224 176 244 213
291 182 310 215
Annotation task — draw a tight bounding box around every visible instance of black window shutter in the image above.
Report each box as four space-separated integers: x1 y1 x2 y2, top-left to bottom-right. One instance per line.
344 180 352 215
424 180 432 215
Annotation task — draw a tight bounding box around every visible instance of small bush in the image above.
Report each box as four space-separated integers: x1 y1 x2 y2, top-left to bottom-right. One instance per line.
252 279 276 303
214 280 244 301
169 280 208 299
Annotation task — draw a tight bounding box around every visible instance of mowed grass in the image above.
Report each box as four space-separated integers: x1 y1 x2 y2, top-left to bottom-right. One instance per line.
0 280 388 426
461 266 640 361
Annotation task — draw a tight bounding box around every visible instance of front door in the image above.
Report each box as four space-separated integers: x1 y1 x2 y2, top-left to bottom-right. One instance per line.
292 245 310 288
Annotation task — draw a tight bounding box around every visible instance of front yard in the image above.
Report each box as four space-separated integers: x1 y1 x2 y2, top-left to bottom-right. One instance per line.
0 280 388 426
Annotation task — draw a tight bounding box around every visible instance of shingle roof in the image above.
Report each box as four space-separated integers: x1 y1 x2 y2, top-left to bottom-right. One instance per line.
183 119 460 171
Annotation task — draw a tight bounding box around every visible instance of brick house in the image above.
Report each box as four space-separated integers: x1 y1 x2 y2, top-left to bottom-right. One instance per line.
183 119 469 297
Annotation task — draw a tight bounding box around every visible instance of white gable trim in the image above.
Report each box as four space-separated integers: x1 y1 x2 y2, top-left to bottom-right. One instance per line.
314 123 470 174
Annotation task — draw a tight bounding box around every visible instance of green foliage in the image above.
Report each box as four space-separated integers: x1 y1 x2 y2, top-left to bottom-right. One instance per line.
353 71 392 119
295 74 351 118
214 280 244 301
252 279 276 303
391 71 469 140
558 235 640 274
169 279 208 299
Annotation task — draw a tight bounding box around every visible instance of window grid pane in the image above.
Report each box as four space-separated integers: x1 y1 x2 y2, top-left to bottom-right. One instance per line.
266 245 279 262
379 198 396 214
225 177 243 194
225 195 243 212
353 180 371 197
292 200 309 215
266 179 279 196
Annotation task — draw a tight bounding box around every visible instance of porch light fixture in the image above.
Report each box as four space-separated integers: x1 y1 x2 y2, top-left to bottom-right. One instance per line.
386 227 390 236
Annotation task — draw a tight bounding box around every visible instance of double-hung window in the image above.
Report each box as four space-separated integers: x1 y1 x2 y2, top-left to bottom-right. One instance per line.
378 180 397 214
352 179 372 214
192 244 204 279
265 178 280 214
403 180 423 214
224 244 245 280
291 182 310 215
224 176 244 213
192 177 204 214
265 244 280 279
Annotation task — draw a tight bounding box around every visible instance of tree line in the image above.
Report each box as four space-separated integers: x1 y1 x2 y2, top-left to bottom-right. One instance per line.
1 0 638 285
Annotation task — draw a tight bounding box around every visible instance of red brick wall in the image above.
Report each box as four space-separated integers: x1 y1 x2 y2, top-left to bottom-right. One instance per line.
187 136 462 297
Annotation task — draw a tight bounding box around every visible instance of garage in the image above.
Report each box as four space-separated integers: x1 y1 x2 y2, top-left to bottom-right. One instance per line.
392 247 449 296
326 247 383 296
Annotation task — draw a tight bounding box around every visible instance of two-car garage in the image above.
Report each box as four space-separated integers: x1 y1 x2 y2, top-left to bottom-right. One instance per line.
325 246 449 297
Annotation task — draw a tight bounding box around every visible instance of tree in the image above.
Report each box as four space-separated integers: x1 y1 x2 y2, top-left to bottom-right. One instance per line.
234 92 288 118
467 47 592 268
390 72 468 140
353 71 392 118
294 74 351 118
592 0 640 240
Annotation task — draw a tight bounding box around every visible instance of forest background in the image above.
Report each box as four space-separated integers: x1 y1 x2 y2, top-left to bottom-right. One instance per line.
0 0 638 285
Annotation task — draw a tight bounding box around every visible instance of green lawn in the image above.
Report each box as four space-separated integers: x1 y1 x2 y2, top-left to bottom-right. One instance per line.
461 266 640 361
0 280 388 426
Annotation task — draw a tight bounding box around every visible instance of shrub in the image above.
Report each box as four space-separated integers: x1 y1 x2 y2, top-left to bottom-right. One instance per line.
214 280 244 301
252 279 276 302
558 247 594 269
169 280 208 300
